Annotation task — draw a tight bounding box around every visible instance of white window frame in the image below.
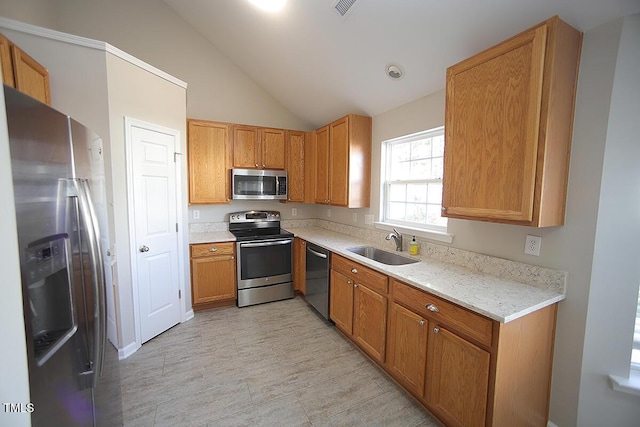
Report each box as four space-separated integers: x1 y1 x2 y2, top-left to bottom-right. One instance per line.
377 127 453 243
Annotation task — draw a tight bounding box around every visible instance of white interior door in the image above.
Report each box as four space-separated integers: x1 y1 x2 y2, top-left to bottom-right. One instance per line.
129 121 181 344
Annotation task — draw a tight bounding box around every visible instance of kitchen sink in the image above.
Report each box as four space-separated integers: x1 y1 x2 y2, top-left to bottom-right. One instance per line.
346 246 419 266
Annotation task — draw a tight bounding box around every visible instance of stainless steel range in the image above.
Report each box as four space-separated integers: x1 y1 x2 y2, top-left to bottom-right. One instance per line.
229 210 294 307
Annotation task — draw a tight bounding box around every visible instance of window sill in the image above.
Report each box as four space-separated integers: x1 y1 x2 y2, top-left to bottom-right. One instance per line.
609 370 640 397
375 222 454 244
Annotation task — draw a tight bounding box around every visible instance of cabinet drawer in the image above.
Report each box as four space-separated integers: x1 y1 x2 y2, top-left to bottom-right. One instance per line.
392 279 493 347
191 242 235 258
332 254 388 295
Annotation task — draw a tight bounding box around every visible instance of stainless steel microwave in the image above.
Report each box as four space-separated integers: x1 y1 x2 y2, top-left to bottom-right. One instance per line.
231 168 287 200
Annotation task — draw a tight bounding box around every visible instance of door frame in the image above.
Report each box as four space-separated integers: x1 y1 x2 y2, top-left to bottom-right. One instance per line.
124 117 188 350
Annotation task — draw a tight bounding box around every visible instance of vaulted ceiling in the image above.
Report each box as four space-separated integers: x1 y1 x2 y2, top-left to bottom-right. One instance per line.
163 0 640 128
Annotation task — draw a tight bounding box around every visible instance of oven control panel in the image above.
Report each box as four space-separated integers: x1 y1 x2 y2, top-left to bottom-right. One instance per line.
229 210 281 223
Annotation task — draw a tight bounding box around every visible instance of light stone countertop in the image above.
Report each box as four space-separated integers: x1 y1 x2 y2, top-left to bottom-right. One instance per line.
285 227 565 323
189 231 236 244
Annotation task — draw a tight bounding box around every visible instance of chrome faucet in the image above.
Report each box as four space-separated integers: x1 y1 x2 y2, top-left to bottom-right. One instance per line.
385 228 403 251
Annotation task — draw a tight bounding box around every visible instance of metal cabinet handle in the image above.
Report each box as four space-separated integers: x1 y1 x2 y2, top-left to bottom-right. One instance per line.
231 256 235 260
354 284 359 288
262 164 266 168
433 327 440 334
347 280 353 285
209 247 218 252
441 207 447 212
426 303 439 313
255 163 259 167
419 320 425 326
351 268 358 274
139 245 150 253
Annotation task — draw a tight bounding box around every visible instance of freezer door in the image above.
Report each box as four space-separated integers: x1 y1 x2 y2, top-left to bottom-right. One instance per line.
5 85 96 426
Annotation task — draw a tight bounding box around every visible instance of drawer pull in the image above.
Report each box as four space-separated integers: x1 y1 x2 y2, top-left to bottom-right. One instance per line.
354 284 359 288
433 327 440 334
209 248 218 252
351 268 358 274
347 280 353 285
419 320 425 326
426 303 439 313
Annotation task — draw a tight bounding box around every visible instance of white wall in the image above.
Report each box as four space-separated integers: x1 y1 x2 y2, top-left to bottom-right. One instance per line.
0 80 32 427
577 13 640 427
367 16 640 426
0 0 311 130
104 53 188 347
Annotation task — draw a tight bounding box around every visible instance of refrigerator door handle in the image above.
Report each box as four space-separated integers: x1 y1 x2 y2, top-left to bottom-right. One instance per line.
75 178 106 387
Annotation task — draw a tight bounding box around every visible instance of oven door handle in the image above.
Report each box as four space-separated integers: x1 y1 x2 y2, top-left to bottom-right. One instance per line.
240 239 293 248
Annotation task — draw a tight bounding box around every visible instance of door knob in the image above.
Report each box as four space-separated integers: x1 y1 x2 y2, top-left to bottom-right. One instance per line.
139 245 150 253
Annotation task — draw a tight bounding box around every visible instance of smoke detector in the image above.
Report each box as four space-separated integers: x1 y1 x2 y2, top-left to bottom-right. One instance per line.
386 64 403 80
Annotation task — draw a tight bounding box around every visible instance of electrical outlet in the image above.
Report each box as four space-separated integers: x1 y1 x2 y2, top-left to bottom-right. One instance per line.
193 210 200 220
365 214 374 225
327 209 332 218
291 208 298 217
352 213 358 223
524 235 542 256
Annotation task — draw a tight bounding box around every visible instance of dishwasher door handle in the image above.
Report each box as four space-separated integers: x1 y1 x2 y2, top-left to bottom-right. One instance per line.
307 247 328 259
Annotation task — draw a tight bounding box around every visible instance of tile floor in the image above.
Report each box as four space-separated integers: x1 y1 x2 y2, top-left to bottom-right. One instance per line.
121 296 441 426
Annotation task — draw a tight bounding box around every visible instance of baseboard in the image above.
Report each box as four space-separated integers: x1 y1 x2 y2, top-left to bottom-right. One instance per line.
184 309 195 322
548 421 559 427
118 341 139 360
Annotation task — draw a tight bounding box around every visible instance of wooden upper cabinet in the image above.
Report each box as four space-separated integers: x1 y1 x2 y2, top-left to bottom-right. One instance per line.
232 124 260 169
286 130 306 202
314 114 371 208
187 119 231 204
442 16 582 227
314 125 330 204
232 125 286 170
0 34 15 87
0 33 51 105
260 127 286 169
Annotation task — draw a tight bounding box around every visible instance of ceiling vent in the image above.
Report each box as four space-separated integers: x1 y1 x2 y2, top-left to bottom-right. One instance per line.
332 0 357 17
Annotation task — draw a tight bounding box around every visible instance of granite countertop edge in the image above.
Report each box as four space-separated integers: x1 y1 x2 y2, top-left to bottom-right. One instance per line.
285 227 565 323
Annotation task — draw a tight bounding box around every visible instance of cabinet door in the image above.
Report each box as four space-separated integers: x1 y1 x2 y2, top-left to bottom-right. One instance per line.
188 120 231 204
426 325 490 427
287 130 305 202
314 126 330 204
191 255 236 304
328 116 349 207
443 26 547 223
387 303 428 397
0 34 15 87
353 283 387 363
329 269 353 334
11 45 51 105
261 128 286 169
232 125 260 169
293 238 306 294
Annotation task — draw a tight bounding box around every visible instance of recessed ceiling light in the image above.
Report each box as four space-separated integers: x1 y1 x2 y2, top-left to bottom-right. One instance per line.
249 0 286 13
386 64 403 80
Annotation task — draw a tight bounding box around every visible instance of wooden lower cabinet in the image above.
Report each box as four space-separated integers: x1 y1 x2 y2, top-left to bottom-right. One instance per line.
330 254 388 363
329 269 354 334
353 283 387 363
426 324 490 427
293 238 307 294
190 242 236 311
386 302 428 397
383 279 558 427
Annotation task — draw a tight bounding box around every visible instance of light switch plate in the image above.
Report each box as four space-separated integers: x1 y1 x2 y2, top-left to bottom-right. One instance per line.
291 208 298 217
327 209 332 218
524 235 542 256
193 210 200 220
352 213 358 223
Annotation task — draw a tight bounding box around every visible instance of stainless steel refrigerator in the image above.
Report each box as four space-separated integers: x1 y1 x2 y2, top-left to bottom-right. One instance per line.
5 85 123 426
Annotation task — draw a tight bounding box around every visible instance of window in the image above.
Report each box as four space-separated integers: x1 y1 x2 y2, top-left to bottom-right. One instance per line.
382 127 447 231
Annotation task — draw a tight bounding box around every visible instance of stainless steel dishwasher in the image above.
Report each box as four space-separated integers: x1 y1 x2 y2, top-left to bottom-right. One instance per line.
305 243 330 319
